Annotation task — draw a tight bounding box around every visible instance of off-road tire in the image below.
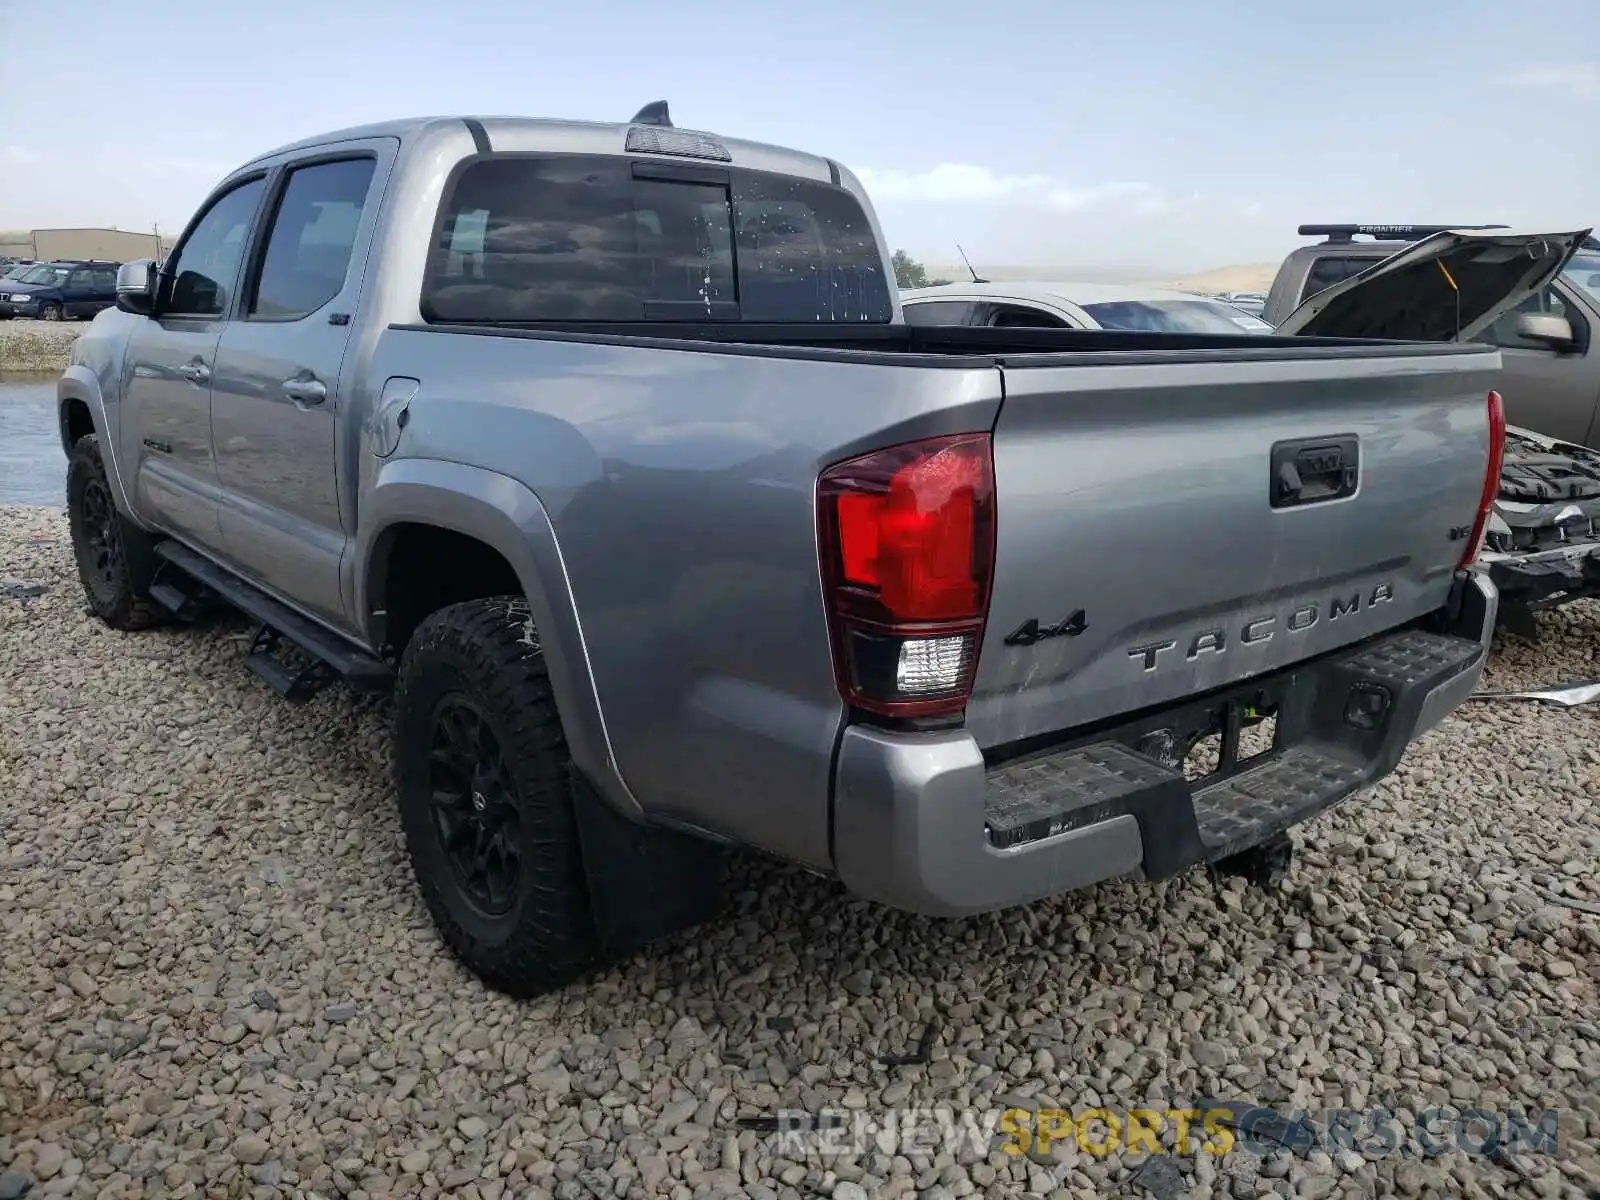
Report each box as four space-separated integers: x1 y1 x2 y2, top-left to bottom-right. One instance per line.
66 434 165 631
39 303 62 321
394 596 600 996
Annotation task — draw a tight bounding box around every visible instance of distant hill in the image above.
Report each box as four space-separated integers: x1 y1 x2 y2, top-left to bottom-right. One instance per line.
1154 262 1279 294
919 263 1139 285
916 261 1281 294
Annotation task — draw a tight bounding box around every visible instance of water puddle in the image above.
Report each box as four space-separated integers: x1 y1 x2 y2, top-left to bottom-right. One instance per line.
0 372 64 507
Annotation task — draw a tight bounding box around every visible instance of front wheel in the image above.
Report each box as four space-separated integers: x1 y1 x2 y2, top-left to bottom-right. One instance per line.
38 303 61 321
394 597 601 996
66 435 164 630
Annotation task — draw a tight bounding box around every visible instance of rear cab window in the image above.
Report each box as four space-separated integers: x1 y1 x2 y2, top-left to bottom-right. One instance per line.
1299 255 1379 304
422 154 892 324
901 300 973 326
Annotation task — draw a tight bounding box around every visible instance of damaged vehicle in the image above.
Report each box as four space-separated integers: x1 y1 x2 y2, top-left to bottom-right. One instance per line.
1262 224 1600 633
1480 426 1600 636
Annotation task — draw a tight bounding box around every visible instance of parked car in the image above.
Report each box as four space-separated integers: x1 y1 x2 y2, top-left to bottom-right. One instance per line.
0 259 122 320
1264 224 1600 447
1480 425 1600 637
0 259 38 281
61 106 1513 996
1261 224 1600 629
900 280 1278 333
1227 291 1267 317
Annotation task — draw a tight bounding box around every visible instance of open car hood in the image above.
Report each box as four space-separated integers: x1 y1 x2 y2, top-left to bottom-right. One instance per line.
1276 227 1592 341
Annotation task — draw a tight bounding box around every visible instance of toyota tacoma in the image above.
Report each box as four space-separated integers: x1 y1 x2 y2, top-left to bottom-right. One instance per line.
59 107 1512 995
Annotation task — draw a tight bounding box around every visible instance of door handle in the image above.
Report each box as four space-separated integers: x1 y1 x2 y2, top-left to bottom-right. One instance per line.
282 377 327 407
1270 435 1360 509
177 360 210 384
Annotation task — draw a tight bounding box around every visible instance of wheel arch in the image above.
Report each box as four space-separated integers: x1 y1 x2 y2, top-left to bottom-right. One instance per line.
57 366 145 525
357 457 640 819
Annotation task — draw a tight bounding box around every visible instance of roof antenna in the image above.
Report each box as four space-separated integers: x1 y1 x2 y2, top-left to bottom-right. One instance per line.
630 101 673 128
957 243 987 284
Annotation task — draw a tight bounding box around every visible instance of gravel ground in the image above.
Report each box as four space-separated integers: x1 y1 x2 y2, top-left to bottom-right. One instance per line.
1 504 1597 1200
0 322 80 373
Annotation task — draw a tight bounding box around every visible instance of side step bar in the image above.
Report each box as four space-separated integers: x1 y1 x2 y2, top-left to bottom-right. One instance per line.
153 541 393 700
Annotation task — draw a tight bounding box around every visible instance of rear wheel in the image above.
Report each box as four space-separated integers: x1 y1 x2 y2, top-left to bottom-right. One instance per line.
66 435 164 630
394 597 600 996
39 303 61 321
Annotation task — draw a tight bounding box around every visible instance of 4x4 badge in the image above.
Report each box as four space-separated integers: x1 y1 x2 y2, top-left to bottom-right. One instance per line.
1005 610 1088 647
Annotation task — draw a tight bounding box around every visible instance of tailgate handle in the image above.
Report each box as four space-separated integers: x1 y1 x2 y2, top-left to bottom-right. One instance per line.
1271 436 1359 508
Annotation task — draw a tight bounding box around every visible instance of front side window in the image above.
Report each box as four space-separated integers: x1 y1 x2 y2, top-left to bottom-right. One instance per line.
18 264 69 286
1477 285 1584 350
165 176 267 316
422 154 892 324
1561 254 1600 304
250 157 377 319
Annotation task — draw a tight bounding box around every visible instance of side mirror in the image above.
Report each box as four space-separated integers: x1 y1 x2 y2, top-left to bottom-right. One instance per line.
115 259 157 316
1514 311 1576 352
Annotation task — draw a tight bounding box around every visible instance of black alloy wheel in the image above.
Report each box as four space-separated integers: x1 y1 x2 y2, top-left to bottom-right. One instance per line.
427 695 524 916
78 476 122 599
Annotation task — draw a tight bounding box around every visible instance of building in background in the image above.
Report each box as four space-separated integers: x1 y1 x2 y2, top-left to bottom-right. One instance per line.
0 227 175 262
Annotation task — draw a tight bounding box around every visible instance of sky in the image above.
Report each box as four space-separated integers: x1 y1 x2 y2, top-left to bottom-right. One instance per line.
2 0 1597 280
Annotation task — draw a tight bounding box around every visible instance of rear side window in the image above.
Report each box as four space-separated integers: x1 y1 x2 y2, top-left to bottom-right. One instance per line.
902 300 972 326
986 303 1069 329
422 154 892 324
250 157 376 319
1299 255 1378 303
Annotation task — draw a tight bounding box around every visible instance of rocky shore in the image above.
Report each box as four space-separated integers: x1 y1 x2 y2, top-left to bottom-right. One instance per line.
0 321 80 374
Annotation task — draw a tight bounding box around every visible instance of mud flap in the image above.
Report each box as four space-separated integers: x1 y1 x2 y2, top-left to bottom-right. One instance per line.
570 778 727 955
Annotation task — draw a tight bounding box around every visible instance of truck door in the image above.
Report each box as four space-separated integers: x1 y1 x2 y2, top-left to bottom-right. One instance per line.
209 144 391 629
123 173 268 551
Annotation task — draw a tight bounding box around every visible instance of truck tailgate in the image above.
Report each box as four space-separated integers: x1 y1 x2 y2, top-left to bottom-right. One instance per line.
966 347 1498 750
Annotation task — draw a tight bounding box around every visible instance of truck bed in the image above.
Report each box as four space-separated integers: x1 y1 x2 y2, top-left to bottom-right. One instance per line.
367 321 1499 870
393 318 1487 363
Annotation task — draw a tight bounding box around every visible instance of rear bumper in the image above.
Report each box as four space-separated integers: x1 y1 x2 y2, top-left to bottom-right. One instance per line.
832 571 1496 917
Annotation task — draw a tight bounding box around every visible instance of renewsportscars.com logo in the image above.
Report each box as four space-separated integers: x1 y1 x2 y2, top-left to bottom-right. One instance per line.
753 1103 1563 1163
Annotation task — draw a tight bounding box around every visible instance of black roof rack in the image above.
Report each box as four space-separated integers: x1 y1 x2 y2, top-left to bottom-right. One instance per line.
1298 223 1510 244
1300 225 1600 252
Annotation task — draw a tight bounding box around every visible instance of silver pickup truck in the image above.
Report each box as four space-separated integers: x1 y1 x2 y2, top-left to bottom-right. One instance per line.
60 105 1505 996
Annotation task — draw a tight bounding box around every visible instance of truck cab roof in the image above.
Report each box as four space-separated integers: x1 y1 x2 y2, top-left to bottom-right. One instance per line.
240 108 840 187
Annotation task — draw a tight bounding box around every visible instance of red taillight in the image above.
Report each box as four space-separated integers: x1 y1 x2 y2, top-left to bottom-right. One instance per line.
818 433 996 718
1460 389 1506 569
